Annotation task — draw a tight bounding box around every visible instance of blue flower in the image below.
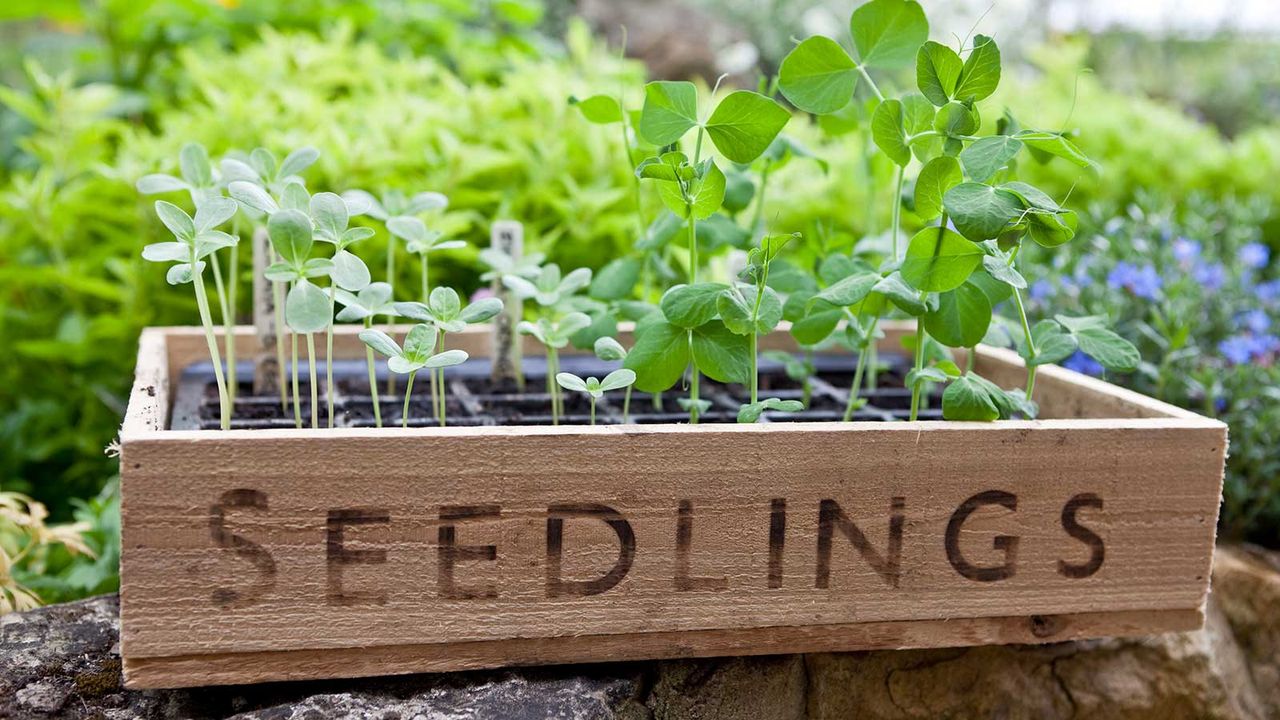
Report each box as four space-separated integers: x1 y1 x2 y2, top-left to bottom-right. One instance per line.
1172 237 1201 265
1257 280 1280 303
1062 350 1104 377
1193 262 1226 292
1240 309 1270 334
1220 335 1254 365
1107 261 1162 300
1240 242 1270 270
1029 279 1053 301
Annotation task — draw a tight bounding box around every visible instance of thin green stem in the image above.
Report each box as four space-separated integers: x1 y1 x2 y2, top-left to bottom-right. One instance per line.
909 313 926 422
272 266 288 411
890 165 905 263
385 236 397 396
209 249 234 404
590 396 597 426
402 371 415 429
844 318 879 422
549 347 560 425
192 254 230 431
689 356 700 425
855 65 885 102
750 332 759 405
291 331 301 428
364 317 382 428
226 241 238 403
1012 286 1038 400
623 386 631 423
306 333 318 429
437 331 448 427
420 252 430 302
686 191 701 424
325 284 337 429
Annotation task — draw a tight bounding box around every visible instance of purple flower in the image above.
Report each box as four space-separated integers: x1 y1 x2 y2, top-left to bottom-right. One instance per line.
1172 237 1201 266
1029 279 1053 302
1240 242 1270 270
1062 350 1104 377
1241 309 1270 334
1107 261 1162 300
1193 262 1226 292
1257 280 1280 303
1220 335 1254 365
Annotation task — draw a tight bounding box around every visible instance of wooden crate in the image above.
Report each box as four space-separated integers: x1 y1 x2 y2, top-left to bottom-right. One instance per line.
118 323 1227 689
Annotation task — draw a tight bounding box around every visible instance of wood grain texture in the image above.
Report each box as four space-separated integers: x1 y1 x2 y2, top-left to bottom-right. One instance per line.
118 325 1228 689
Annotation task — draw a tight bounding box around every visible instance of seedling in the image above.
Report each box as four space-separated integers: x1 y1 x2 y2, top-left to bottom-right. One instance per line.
395 288 503 426
386 215 465 303
335 282 398 428
555 369 636 425
358 324 468 429
341 188 448 307
140 197 239 429
263 207 334 428
138 143 245 403
518 313 592 424
593 337 633 422
632 79 789 421
719 233 804 422
310 192 375 427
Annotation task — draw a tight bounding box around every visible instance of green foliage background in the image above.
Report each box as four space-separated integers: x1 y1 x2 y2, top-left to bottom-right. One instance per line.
2 1 1279 602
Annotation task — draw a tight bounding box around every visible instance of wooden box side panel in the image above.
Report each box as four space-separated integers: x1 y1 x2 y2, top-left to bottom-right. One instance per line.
120 421 1225 662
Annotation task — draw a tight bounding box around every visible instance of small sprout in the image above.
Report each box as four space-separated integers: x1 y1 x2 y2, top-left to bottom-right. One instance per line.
594 336 632 422
336 282 398 428
519 312 592 425
359 324 468 429
737 397 805 424
555 369 636 425
479 247 547 283
502 263 592 308
395 287 504 425
386 215 464 302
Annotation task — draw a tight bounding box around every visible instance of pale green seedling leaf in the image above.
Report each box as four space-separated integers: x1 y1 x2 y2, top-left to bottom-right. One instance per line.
154 200 194 241
599 368 637 391
267 208 314 266
285 280 331 334
359 329 404 359
331 249 371 291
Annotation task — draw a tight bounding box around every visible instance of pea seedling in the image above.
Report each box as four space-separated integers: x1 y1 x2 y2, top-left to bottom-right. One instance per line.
386 215 465 303
396 288 503 426
555 369 637 425
342 188 448 307
359 324 468 429
335 282 398 428
518 313 592 424
141 197 239 429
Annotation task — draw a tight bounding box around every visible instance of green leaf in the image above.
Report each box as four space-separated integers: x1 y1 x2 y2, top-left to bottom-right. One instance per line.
1026 320 1078 367
901 226 983 292
967 268 1014 304
1028 211 1078 248
777 36 859 114
228 181 278 215
1073 326 1140 372
280 182 310 212
1014 131 1097 170
639 81 698 146
738 397 805 423
914 155 963 221
943 182 1024 241
359 329 403 359
310 192 349 243
924 281 992 347
285 280 331 334
429 286 462 321
423 349 468 369
165 262 203 285
981 254 1027 289
942 373 1000 421
154 201 195 241
705 90 791 164
691 321 750 384
600 368 637 391
595 336 628 361
960 136 1023 182
459 297 503 324
954 35 1001 102
871 99 911 166
331 249 371 291
179 143 212 187
571 94 622 124
661 282 726 329
718 284 783 336
142 241 190 263
851 0 929 69
625 314 690 392
136 173 188 195
933 100 980 138
872 272 929 316
1000 181 1060 212
661 161 726 220
814 271 880 307
916 41 962 105
590 257 641 301
556 372 589 392
268 208 314 267
403 323 439 362
278 146 320 179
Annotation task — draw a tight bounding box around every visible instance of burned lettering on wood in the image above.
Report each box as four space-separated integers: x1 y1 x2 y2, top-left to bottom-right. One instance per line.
1058 493 1105 578
675 501 727 592
946 490 1019 582
209 488 276 609
546 503 635 598
327 508 390 606
815 497 905 588
438 505 500 599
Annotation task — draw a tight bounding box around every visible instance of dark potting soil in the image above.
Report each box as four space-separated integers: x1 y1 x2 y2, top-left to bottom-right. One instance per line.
171 352 944 431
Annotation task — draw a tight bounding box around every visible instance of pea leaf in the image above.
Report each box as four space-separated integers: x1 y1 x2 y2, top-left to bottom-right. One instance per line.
924 281 992 347
813 271 881 307
1025 320 1078 367
705 90 791 164
1064 323 1140 372
791 305 843 345
570 94 623 124
1014 131 1097 170
590 257 641 301
625 314 690 392
1028 211 1078 248
901 226 983 292
871 99 911 166
718 284 784 336
639 81 699 146
943 182 1025 241
981 254 1027 289
916 41 963 106
691 321 751 384
285 279 332 334
687 161 727 220
914 155 963 221
954 35 1001 102
738 397 805 423
960 136 1023 182
942 373 1000 421
661 282 726 329
851 0 929 69
872 272 930 315
777 36 858 114
934 100 980 139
